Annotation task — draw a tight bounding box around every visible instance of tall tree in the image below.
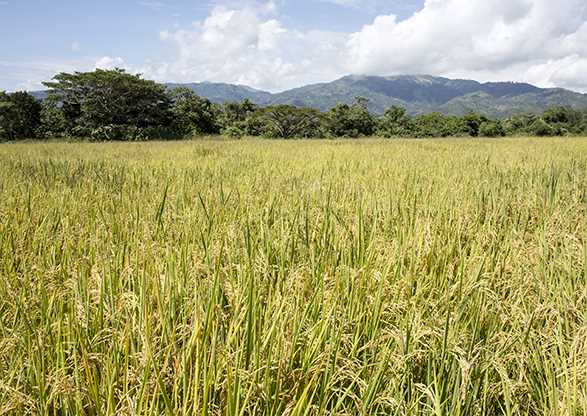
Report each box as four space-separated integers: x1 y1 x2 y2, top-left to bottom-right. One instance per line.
218 99 258 126
170 88 219 135
327 97 375 138
0 91 42 140
0 92 15 140
411 113 466 138
463 112 488 137
261 105 325 139
43 69 172 134
377 106 412 137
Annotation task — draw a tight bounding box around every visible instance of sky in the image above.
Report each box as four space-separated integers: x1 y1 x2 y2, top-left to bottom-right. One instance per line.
1 0 587 92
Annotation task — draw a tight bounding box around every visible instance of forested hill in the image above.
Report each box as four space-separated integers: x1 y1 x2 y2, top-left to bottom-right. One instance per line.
263 75 587 118
168 75 587 118
6 68 586 141
29 74 587 118
166 82 273 106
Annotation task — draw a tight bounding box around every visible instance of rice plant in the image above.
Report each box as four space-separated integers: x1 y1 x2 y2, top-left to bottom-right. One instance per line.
0 137 586 415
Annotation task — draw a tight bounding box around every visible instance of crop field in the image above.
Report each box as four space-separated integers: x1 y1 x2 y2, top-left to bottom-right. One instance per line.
0 138 586 415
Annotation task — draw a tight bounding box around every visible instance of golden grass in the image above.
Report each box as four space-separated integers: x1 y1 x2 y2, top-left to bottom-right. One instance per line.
0 137 586 415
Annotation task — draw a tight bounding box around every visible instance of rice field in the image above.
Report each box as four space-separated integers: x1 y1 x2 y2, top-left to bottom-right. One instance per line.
0 137 586 415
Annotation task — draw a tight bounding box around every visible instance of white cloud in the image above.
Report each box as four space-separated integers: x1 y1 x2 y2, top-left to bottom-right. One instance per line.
344 0 587 90
95 56 126 70
4 0 587 93
157 2 347 90
146 0 587 92
71 42 80 52
0 59 89 92
523 55 587 91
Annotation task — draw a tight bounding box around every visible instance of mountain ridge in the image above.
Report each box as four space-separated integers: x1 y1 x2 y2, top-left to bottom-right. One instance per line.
31 74 587 118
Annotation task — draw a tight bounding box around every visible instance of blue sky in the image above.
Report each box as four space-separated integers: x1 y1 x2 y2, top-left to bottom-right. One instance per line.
0 1 421 63
1 0 587 92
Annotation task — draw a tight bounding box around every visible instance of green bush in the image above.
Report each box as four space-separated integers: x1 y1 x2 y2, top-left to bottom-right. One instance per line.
529 118 561 137
0 91 42 140
478 121 505 137
221 125 246 139
377 106 413 138
327 97 375 138
411 113 466 138
38 101 69 138
463 112 489 137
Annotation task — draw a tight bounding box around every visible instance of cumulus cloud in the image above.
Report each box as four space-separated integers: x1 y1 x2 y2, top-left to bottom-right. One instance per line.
0 59 89 91
5 0 587 92
344 0 587 90
158 2 346 90
148 0 587 92
95 56 126 70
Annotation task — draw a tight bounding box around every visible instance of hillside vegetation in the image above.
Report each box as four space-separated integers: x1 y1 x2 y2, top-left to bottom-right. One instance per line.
257 75 587 117
3 69 587 142
1 138 586 415
32 74 587 117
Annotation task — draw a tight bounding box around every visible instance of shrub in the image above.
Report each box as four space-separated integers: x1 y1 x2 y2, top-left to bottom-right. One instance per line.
377 106 413 138
221 125 246 139
478 121 505 137
463 112 489 137
529 118 561 137
0 91 42 140
327 97 375 138
411 113 466 138
38 101 69 138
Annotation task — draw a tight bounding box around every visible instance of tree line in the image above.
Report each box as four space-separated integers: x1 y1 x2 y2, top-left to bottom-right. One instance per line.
2 68 587 141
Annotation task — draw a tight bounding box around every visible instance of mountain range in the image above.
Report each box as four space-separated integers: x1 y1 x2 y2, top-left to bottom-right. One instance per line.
33 74 587 118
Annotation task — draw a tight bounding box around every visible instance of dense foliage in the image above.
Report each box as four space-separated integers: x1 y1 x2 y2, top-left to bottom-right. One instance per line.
0 91 42 140
2 69 587 141
180 74 587 117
